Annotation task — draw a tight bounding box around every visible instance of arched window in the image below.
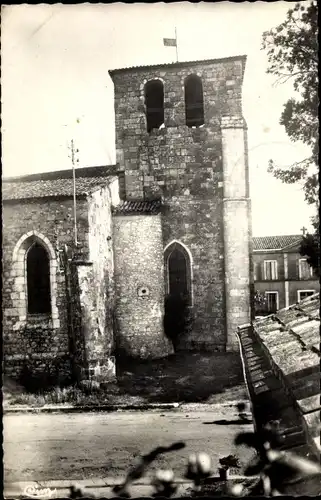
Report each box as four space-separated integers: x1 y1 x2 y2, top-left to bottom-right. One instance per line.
11 231 59 324
184 74 204 127
164 241 192 306
144 79 164 133
27 241 51 314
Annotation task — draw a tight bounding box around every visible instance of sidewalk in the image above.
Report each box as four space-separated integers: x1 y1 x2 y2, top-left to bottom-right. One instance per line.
3 401 247 415
3 402 180 414
4 476 256 499
4 478 188 499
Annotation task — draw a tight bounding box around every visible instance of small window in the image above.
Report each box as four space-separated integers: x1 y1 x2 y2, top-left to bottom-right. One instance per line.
299 258 313 279
27 242 51 314
264 260 278 280
144 79 164 133
265 291 279 313
184 74 204 127
297 290 315 302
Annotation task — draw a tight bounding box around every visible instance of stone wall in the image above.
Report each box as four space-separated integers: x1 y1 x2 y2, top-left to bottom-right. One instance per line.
221 117 251 349
2 197 90 387
111 58 245 201
113 213 173 358
79 181 118 381
162 197 226 349
110 57 248 349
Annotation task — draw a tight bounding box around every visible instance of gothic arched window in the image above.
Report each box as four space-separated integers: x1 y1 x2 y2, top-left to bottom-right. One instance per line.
164 241 192 306
145 79 164 132
184 74 204 127
27 241 51 314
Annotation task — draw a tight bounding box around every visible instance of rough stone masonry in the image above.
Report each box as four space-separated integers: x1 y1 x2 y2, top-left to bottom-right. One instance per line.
2 55 253 387
109 55 253 352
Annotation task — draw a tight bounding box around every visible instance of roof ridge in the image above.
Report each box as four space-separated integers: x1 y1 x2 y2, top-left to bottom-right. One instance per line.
253 234 302 239
109 54 247 76
3 165 119 183
2 176 117 201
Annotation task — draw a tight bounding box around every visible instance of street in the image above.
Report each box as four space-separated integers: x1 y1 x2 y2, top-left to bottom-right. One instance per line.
4 407 254 483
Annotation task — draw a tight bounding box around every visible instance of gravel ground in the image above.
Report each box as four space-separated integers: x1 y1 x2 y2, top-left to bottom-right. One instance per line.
4 407 254 483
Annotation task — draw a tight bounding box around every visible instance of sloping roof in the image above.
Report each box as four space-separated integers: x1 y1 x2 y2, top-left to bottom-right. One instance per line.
109 55 247 77
112 199 162 215
3 177 117 201
253 293 320 452
2 166 118 201
2 165 118 183
253 235 302 251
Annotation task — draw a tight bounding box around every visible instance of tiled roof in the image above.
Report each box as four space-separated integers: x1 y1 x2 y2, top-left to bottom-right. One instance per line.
2 176 116 201
109 55 247 76
253 235 302 251
3 165 118 183
112 199 162 215
253 293 320 453
2 166 119 201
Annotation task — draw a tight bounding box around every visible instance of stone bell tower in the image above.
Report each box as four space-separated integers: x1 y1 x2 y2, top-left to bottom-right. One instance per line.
109 55 252 354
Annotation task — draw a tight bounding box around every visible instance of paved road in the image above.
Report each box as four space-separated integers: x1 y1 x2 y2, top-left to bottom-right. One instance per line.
4 407 253 483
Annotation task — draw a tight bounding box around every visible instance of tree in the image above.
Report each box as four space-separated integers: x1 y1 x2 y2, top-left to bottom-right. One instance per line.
300 218 320 276
262 2 319 274
254 291 267 316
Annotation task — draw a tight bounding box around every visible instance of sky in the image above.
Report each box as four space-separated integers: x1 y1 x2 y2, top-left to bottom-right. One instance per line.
1 2 316 236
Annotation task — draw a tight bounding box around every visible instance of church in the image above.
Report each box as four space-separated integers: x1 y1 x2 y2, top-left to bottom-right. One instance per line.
3 55 253 388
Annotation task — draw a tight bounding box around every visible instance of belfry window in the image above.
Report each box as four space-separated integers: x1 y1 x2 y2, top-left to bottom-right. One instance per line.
27 241 51 314
184 74 204 127
144 79 164 133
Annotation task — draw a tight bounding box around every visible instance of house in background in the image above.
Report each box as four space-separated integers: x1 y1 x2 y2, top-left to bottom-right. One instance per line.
253 234 320 315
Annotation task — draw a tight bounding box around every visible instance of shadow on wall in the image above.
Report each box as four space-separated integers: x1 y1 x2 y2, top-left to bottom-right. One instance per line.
18 355 72 392
116 351 246 404
163 294 193 351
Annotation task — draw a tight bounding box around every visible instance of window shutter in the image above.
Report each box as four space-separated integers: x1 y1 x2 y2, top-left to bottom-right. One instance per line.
255 263 261 281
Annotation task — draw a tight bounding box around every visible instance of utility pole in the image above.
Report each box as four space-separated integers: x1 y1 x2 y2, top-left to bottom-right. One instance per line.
70 138 79 246
175 27 178 63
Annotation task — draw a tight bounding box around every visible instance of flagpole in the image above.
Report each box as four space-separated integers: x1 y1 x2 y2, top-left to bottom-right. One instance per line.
175 26 178 62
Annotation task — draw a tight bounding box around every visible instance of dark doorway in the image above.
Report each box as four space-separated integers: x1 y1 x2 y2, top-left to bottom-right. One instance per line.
164 243 192 349
27 242 51 314
168 247 188 298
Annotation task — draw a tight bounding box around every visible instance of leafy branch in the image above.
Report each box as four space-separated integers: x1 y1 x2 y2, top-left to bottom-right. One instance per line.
262 2 318 207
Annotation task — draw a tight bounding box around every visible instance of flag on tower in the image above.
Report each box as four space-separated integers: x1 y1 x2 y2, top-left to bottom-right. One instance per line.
163 28 178 62
163 38 177 47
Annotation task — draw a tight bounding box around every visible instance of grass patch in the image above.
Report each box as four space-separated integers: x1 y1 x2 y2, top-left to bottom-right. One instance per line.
4 352 249 407
5 382 123 407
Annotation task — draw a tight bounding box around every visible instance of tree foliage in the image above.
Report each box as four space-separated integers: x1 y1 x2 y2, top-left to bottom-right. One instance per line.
262 2 319 273
300 217 320 276
262 2 318 204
